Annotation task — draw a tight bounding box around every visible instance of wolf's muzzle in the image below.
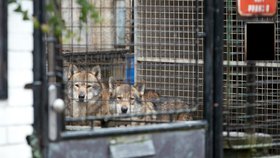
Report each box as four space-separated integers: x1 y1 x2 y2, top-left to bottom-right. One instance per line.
121 106 128 113
78 93 85 102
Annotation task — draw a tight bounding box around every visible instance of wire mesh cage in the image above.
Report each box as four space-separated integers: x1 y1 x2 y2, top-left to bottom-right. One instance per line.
61 0 201 130
61 0 132 80
61 0 133 128
223 0 280 156
60 0 280 156
134 0 205 119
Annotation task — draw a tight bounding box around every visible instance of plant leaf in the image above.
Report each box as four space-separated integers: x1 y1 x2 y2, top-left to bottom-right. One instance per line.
22 11 30 20
8 0 17 4
14 4 22 12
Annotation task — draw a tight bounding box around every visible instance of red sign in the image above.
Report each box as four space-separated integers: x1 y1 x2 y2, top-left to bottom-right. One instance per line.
238 0 277 17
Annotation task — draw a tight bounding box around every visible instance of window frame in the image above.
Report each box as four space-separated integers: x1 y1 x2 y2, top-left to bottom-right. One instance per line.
0 0 8 99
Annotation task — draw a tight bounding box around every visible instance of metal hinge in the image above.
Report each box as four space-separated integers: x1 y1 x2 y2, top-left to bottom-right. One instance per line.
24 81 42 89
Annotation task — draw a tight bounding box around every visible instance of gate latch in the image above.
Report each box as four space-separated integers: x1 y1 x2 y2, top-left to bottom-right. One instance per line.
48 84 65 141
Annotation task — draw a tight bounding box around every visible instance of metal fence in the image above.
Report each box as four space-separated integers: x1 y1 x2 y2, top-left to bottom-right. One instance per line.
32 0 212 157
59 0 280 157
134 0 204 120
223 0 280 156
61 0 203 128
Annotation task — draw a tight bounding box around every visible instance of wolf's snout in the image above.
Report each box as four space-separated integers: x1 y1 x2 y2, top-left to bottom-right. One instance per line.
79 93 85 101
121 106 128 113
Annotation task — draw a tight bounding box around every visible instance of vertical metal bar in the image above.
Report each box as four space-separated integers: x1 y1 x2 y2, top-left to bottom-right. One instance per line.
246 61 256 134
195 0 199 109
46 30 61 142
0 0 8 99
47 37 56 83
213 0 224 156
204 0 214 157
45 0 63 142
33 0 48 156
48 84 58 141
133 0 138 84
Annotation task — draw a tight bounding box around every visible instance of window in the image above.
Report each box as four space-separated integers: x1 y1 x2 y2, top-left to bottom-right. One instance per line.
246 23 275 61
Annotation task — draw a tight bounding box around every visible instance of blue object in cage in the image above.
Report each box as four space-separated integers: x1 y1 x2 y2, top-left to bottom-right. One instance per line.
125 54 134 84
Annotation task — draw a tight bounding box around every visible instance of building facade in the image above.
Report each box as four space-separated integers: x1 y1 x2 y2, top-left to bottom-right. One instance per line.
0 1 33 157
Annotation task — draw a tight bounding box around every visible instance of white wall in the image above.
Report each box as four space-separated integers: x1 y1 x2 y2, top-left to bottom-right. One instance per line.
0 1 33 158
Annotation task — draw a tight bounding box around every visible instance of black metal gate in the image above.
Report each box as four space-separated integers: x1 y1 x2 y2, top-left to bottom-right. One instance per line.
222 1 280 157
32 0 223 157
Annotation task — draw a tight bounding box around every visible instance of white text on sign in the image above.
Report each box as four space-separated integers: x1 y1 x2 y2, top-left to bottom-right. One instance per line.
248 4 270 13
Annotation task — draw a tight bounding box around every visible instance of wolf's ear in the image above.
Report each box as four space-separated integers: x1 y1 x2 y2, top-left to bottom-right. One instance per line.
135 81 145 96
109 76 115 96
67 64 79 80
92 65 101 80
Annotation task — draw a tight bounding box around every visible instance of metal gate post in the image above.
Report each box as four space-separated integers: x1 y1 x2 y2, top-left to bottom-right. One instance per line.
33 0 48 157
45 0 64 143
213 0 224 157
204 0 214 157
204 0 224 157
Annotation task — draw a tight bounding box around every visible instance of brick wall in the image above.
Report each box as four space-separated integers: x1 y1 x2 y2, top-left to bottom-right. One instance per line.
0 1 33 158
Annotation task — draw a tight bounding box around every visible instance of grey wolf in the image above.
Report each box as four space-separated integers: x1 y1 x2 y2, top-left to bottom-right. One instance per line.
156 98 193 122
65 64 110 125
108 78 156 126
135 82 192 122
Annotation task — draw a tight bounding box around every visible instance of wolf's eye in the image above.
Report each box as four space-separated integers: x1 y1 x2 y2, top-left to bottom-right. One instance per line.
117 96 122 100
92 85 100 89
74 84 79 88
130 97 135 101
87 85 92 88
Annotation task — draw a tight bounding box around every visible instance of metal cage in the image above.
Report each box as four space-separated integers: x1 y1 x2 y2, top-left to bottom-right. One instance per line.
35 0 218 157
134 0 205 119
61 0 203 128
33 0 280 157
59 0 280 157
223 0 280 156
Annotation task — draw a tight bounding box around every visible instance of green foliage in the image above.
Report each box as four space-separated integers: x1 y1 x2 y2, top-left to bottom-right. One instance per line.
8 0 100 42
76 0 100 22
11 1 30 20
27 132 42 158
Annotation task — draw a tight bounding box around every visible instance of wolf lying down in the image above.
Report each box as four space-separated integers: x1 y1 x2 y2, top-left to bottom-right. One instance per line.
108 77 157 126
65 64 192 127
